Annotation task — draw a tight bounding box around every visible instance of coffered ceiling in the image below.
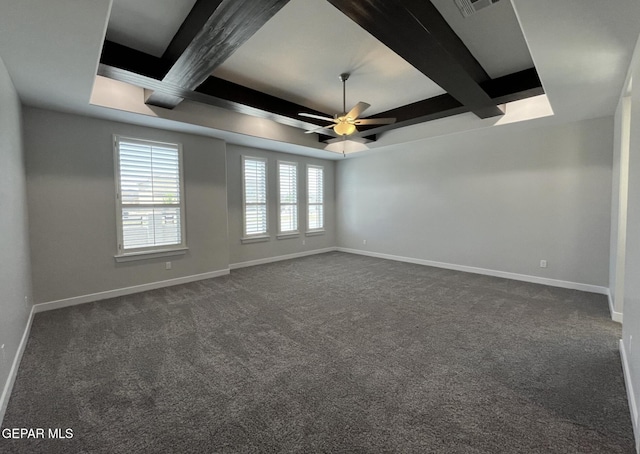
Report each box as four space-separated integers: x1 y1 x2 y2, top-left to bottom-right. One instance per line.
105 0 533 118
0 0 638 159
98 0 543 145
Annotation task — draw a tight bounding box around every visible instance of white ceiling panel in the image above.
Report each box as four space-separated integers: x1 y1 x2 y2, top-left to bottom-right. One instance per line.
212 0 446 116
2 0 640 158
430 0 534 79
0 0 112 110
512 0 640 121
106 0 197 57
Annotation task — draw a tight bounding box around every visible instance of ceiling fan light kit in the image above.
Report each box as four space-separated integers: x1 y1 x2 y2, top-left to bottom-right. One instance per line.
334 118 357 136
299 72 396 138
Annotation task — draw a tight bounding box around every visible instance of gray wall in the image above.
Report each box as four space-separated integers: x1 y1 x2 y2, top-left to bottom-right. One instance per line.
226 144 336 265
24 107 229 304
337 117 613 287
0 56 32 419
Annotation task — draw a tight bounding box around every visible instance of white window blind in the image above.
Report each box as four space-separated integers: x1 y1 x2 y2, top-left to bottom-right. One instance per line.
243 156 268 236
115 137 185 253
307 165 324 231
278 161 298 233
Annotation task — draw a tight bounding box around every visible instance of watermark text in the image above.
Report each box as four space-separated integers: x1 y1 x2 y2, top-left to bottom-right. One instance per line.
2 428 74 439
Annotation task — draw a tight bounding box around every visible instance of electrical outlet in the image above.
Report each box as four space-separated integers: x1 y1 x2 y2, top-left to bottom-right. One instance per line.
302 239 306 245
540 260 547 268
165 262 172 270
363 239 367 245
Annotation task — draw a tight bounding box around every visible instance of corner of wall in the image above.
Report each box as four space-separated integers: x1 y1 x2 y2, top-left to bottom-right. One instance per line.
0 52 34 425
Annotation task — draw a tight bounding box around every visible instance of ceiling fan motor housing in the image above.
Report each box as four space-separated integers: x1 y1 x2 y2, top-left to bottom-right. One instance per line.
299 72 395 137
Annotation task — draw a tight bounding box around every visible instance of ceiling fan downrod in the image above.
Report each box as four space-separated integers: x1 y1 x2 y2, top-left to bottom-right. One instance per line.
339 73 350 114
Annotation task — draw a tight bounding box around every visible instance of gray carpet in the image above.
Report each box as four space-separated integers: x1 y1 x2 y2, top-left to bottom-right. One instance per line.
1 252 634 453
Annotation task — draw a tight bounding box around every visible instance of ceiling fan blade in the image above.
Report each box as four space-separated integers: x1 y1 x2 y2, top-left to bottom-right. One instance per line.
299 112 337 122
305 124 336 134
354 117 397 125
346 102 370 120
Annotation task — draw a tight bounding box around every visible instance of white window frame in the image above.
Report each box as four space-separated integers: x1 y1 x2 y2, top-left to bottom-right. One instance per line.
242 155 269 242
113 135 187 262
277 160 299 238
306 164 325 234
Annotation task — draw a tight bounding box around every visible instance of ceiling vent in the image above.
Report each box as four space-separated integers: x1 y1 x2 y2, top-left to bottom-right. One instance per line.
454 0 501 17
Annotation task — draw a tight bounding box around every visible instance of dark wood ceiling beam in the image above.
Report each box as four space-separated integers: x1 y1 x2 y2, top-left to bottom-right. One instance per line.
145 0 290 109
98 42 542 142
397 0 490 84
195 77 338 136
101 40 168 79
100 40 334 130
325 0 504 119
99 60 541 144
97 63 333 132
351 68 543 140
354 95 467 139
160 0 225 70
480 68 544 103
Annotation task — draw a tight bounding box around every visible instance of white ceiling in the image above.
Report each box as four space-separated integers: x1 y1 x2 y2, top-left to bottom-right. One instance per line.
0 0 111 111
0 0 638 160
102 0 533 116
211 0 444 116
430 0 534 79
512 0 640 122
106 0 197 58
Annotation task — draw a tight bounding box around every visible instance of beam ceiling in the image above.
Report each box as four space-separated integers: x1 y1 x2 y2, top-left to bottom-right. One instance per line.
145 0 291 109
99 0 543 142
326 0 504 119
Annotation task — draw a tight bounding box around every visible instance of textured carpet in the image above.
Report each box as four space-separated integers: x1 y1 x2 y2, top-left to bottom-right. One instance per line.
1 252 634 453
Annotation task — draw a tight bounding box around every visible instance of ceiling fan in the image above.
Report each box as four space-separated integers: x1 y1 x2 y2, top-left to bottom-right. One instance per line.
299 73 396 136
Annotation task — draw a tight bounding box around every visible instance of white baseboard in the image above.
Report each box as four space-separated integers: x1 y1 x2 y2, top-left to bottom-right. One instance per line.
2 269 230 423
33 269 230 313
230 247 338 270
337 248 609 295
0 305 35 425
608 290 624 323
620 339 639 452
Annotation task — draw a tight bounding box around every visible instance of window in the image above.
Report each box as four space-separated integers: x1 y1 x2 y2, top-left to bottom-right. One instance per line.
307 165 324 232
278 161 298 235
242 156 268 238
114 136 186 258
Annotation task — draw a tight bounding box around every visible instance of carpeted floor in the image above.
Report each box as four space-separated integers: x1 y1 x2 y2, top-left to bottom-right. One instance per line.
1 252 634 453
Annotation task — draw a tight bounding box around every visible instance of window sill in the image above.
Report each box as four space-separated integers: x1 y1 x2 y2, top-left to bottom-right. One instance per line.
241 235 271 244
305 230 325 237
115 247 188 263
277 232 300 240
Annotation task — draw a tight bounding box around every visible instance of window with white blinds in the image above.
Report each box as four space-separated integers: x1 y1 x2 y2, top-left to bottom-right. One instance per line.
278 161 298 234
243 156 268 237
114 136 185 254
307 165 324 231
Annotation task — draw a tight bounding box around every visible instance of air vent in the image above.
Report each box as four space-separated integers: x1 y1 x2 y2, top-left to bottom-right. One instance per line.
454 0 501 17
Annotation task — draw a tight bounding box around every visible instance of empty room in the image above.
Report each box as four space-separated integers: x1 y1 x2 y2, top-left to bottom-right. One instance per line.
2 0 640 452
